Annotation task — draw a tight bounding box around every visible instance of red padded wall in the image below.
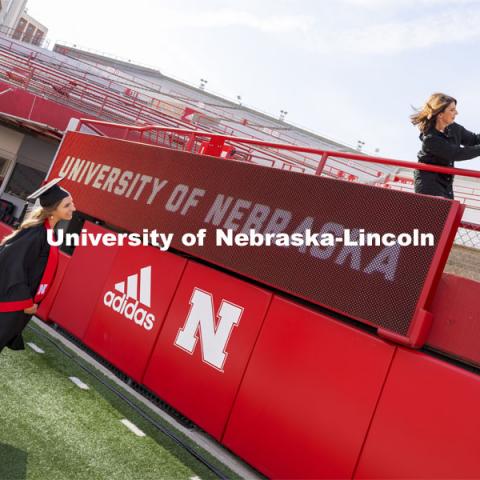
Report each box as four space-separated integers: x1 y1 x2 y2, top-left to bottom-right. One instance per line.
36 252 70 321
354 348 480 479
142 261 272 440
222 297 395 479
427 273 480 367
83 245 186 381
49 222 119 338
0 81 94 131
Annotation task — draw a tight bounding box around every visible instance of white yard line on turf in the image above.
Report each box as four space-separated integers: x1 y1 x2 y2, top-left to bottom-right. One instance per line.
31 317 261 479
27 342 45 354
69 376 90 390
121 419 146 437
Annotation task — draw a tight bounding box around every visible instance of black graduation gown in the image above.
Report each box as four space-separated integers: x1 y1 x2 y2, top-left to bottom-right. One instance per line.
0 225 50 353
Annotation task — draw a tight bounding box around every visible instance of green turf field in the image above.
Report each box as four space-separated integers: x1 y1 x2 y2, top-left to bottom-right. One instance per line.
0 325 238 480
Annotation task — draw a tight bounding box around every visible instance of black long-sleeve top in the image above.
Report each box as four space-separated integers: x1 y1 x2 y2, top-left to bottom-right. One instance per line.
414 122 480 199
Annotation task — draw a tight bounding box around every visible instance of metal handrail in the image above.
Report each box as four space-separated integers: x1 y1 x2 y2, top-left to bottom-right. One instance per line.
0 33 394 192
0 33 375 175
74 119 480 236
0 44 195 129
55 40 360 152
0 43 319 171
2 33 479 228
76 119 480 181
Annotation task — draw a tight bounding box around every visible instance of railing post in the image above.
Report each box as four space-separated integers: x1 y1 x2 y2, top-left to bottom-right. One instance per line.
185 133 196 152
24 66 34 89
98 95 107 116
134 105 144 123
315 152 329 176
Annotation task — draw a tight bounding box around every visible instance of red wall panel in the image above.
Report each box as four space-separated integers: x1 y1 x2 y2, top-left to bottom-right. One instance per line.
0 81 94 131
427 273 480 366
83 245 186 381
48 222 119 338
0 82 32 118
36 252 70 321
142 261 272 440
355 348 480 479
222 297 395 479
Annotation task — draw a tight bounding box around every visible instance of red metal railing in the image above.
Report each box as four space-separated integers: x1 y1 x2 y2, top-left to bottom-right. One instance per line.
54 40 365 158
0 33 384 181
1 32 479 247
4 32 479 197
75 118 480 249
76 119 480 181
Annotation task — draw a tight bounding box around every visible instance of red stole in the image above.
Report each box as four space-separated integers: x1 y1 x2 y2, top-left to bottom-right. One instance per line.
34 220 59 303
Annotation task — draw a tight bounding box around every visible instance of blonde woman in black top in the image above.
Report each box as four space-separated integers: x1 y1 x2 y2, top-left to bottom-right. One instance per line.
411 93 480 199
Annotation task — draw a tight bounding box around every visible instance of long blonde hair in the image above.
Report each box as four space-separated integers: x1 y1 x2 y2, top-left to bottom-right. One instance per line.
410 93 457 133
1 201 61 246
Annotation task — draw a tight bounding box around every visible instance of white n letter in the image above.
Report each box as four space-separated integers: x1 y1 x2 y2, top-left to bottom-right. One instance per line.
174 288 242 371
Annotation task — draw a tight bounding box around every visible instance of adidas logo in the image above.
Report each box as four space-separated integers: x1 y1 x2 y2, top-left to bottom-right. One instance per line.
114 266 152 307
103 266 156 331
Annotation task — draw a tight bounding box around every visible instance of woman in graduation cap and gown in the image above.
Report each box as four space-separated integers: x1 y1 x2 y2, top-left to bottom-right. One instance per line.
0 178 75 353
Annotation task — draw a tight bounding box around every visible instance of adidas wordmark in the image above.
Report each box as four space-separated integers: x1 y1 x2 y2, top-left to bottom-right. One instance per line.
104 266 155 330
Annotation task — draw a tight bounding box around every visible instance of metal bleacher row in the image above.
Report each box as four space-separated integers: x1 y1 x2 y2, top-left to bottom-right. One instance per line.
0 34 391 177
0 32 479 249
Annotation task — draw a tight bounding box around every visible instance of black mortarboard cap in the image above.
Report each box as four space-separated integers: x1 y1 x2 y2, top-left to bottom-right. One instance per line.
27 177 70 208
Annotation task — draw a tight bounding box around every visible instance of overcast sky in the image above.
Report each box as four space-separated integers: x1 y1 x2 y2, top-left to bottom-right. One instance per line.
25 0 480 168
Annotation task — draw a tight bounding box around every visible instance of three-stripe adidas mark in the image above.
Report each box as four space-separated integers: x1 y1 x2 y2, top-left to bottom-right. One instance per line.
103 266 156 331
114 266 151 307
